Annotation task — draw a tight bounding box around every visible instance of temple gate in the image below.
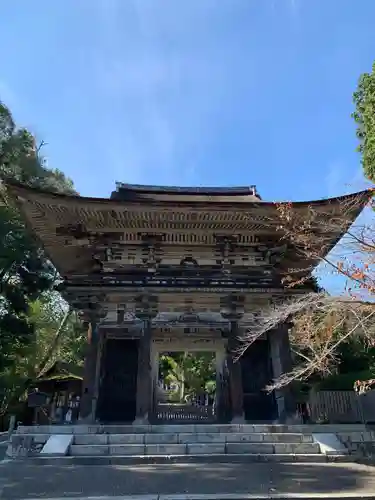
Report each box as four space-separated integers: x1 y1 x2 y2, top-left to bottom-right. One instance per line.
7 182 367 424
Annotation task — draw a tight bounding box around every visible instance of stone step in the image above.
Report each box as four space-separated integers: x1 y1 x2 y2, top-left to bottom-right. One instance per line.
29 452 352 466
15 423 368 435
73 432 314 445
69 442 321 456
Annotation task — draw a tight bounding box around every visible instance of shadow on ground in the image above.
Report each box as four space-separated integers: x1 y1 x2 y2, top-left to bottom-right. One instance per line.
1 461 375 499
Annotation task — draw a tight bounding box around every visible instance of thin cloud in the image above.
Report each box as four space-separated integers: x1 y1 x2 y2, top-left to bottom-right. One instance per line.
90 0 255 186
325 161 344 198
0 80 17 108
325 160 371 198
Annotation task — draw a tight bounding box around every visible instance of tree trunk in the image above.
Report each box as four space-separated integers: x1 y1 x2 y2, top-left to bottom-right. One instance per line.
36 308 72 377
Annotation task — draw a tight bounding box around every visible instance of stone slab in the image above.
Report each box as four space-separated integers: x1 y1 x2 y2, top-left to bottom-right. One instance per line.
73 425 103 435
313 433 349 455
128 425 152 433
145 433 179 444
17 425 74 435
70 445 109 456
40 434 73 456
178 433 225 444
74 434 108 445
226 443 274 454
108 434 144 444
193 424 239 433
273 443 320 454
145 444 187 455
109 445 145 455
249 425 290 433
14 422 369 435
266 433 304 443
226 433 266 443
23 452 335 466
187 443 225 454
151 425 196 434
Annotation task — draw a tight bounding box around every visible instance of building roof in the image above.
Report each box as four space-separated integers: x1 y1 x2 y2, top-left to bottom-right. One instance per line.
37 361 83 382
4 181 371 284
5 179 370 208
111 183 262 203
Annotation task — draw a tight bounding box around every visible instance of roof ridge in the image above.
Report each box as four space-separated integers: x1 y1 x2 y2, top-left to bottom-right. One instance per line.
114 182 259 196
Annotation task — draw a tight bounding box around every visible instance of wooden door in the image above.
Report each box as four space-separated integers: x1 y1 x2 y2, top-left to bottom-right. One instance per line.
97 339 139 422
240 340 277 421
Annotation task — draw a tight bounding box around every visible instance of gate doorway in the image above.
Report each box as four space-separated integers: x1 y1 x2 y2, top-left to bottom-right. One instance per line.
152 344 221 424
155 351 216 423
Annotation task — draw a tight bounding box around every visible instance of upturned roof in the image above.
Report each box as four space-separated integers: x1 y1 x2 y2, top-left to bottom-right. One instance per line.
4 181 371 281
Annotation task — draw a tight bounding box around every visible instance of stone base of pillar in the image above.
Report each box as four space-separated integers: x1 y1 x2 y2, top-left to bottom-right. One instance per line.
133 414 149 425
274 412 301 425
231 414 245 424
79 394 98 423
79 414 95 424
274 394 300 424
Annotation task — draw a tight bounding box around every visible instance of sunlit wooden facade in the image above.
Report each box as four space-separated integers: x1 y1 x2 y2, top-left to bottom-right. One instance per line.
7 182 368 424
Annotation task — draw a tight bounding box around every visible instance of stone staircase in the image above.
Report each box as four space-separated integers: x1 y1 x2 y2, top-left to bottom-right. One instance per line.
7 423 355 464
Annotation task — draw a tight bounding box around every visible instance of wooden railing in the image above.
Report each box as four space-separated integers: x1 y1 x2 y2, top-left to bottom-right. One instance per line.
154 403 215 423
307 390 375 424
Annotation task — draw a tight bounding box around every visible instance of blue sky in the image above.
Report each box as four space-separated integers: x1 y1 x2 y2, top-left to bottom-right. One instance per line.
1 0 375 202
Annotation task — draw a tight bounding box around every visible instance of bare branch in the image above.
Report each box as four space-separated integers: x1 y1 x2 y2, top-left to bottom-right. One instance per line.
238 191 375 392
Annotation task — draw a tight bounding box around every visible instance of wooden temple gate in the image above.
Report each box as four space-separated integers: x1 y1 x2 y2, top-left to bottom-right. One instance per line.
94 325 281 424
7 181 364 425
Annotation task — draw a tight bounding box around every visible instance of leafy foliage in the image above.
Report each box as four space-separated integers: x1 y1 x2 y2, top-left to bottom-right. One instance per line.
0 296 85 416
159 352 215 401
353 61 375 182
0 99 79 417
0 102 75 194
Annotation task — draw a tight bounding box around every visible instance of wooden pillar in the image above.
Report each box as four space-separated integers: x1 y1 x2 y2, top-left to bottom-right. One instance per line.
134 294 158 424
215 347 226 422
134 318 153 424
79 321 100 421
220 295 245 424
226 320 245 423
270 323 296 422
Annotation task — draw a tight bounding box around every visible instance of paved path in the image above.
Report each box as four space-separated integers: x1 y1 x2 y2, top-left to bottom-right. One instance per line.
1 461 375 499
0 445 7 462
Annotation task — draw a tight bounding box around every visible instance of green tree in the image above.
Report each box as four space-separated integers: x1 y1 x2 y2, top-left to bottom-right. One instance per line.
0 295 85 417
159 352 215 401
353 62 375 182
0 100 78 416
0 101 75 193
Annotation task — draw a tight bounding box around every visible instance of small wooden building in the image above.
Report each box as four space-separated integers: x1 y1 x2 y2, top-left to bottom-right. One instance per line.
33 362 83 423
